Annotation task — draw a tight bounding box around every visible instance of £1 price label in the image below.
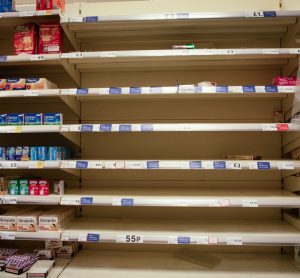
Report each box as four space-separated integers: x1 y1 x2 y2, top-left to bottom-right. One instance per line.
117 234 143 243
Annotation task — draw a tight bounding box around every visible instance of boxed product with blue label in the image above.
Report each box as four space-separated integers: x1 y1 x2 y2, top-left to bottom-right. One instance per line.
7 113 24 125
26 78 57 90
0 79 6 90
0 114 6 126
0 0 15 12
6 78 26 90
25 113 43 125
43 113 63 125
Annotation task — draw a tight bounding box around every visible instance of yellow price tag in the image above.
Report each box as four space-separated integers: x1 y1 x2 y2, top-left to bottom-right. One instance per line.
14 126 22 133
45 11 53 16
36 161 44 168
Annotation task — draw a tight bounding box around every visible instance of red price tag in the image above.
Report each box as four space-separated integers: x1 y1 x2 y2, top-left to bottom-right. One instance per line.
276 124 289 131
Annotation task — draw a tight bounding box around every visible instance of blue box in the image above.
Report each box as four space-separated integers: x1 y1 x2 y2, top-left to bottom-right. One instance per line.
0 114 6 126
25 113 43 125
7 113 24 126
30 147 38 161
0 0 15 12
43 113 63 125
38 146 48 161
15 146 22 161
0 147 5 160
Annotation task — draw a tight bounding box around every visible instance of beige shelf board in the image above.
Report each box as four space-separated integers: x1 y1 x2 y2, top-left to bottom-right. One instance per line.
63 188 300 208
58 250 300 278
62 217 300 245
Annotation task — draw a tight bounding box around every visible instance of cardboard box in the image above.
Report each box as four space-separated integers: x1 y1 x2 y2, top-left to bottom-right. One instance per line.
26 78 57 90
0 0 15 12
36 0 65 12
17 211 43 232
14 24 38 55
39 23 63 54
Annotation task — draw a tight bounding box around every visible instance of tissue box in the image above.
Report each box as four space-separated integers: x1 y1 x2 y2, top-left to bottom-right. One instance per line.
0 0 15 12
14 24 38 55
39 22 63 54
26 78 57 90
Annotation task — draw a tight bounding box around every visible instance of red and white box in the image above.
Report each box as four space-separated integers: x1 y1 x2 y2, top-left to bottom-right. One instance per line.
14 24 38 55
272 75 297 86
29 180 39 196
38 22 63 54
36 0 65 12
38 180 49 196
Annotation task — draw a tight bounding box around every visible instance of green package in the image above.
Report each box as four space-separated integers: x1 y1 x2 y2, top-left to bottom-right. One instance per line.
19 180 29 195
8 180 19 195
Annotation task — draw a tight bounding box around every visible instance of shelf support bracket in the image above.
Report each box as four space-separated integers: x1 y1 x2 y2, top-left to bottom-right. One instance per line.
281 18 300 48
61 60 81 86
61 22 81 51
59 95 81 119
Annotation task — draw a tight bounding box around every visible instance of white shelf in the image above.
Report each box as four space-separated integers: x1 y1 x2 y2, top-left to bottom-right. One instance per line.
61 217 300 245
0 123 297 133
0 89 60 98
58 250 300 278
0 194 60 205
61 188 300 208
0 230 60 241
0 9 60 19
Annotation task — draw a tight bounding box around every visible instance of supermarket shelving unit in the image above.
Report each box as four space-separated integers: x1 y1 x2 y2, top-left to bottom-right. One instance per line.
0 7 300 277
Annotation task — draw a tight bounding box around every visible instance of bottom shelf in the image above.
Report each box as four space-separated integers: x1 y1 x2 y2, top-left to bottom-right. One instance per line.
58 250 300 278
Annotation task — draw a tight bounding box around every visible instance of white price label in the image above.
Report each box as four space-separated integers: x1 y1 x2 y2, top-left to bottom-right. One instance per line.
29 161 44 169
1 232 16 240
61 89 70 95
279 86 294 93
192 236 209 245
3 162 17 169
289 49 300 54
61 233 69 241
226 237 243 245
125 161 144 169
230 86 243 93
209 200 221 207
78 234 87 242
7 126 22 133
278 161 294 170
220 199 230 207
60 161 69 168
60 125 69 132
226 161 242 169
242 199 258 207
131 124 141 132
61 52 83 58
262 49 279 55
61 197 80 205
88 161 103 169
208 236 218 245
20 11 35 17
164 13 177 19
249 162 258 169
100 52 117 58
2 197 17 204
245 11 264 17
203 161 214 169
26 90 39 96
30 55 46 61
117 234 144 243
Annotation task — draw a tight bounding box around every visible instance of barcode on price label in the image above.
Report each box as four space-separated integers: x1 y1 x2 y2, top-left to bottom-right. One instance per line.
2 197 17 204
1 232 16 240
61 234 69 241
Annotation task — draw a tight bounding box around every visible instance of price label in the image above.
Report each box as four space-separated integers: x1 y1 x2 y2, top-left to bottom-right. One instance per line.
4 162 17 169
30 55 46 61
203 161 214 169
279 86 294 93
117 234 143 243
61 233 69 241
29 161 44 169
125 161 144 169
88 161 103 169
226 161 242 169
208 236 218 245
81 197 93 205
100 51 117 58
60 161 69 168
209 200 221 207
290 49 300 54
164 13 177 19
78 234 87 242
2 197 17 204
276 123 289 131
1 232 16 240
61 52 83 58
87 233 99 242
26 90 39 96
262 49 279 55
242 199 258 207
81 125 94 132
220 199 230 207
61 197 80 205
7 126 22 133
76 161 88 169
245 11 264 17
226 237 243 245
20 11 35 17
190 236 209 245
278 161 294 170
262 124 277 131
178 236 190 244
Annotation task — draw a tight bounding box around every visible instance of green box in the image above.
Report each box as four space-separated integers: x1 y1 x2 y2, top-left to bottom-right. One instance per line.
19 180 29 195
8 180 19 195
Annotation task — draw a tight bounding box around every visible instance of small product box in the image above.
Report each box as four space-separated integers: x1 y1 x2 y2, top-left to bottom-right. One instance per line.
38 180 49 196
36 0 65 12
8 180 19 195
0 0 15 12
26 78 57 90
0 212 18 231
25 113 43 125
22 146 30 161
17 211 43 232
29 180 39 195
0 79 6 90
39 22 63 54
14 24 38 55
0 114 6 126
53 180 64 195
15 146 23 161
34 248 55 260
43 113 62 125
19 180 29 195
5 78 26 90
7 113 24 126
